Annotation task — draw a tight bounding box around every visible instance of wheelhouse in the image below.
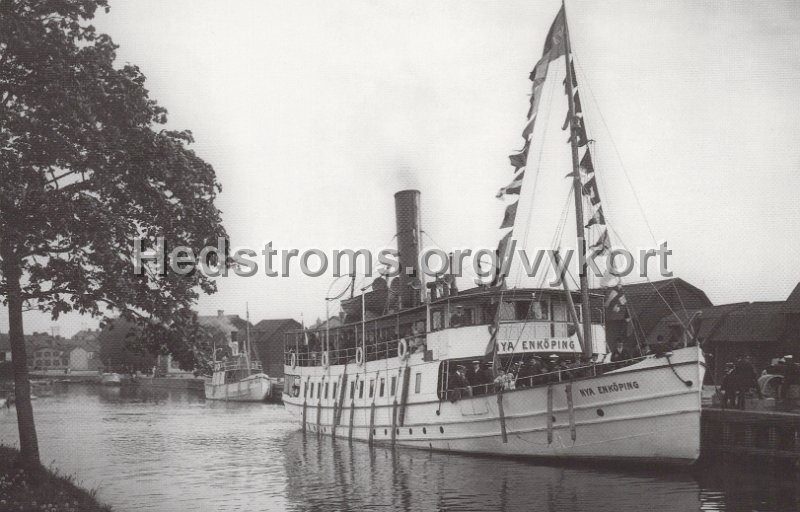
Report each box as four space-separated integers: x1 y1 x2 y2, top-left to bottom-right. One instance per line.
284 288 606 369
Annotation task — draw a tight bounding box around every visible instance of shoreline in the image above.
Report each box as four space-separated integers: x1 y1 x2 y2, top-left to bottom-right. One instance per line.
0 445 111 512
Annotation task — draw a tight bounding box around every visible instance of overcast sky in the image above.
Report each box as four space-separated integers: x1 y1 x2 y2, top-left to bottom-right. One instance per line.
4 0 800 336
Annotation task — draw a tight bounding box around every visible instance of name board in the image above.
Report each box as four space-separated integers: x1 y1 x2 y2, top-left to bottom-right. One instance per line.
497 338 579 354
496 322 582 354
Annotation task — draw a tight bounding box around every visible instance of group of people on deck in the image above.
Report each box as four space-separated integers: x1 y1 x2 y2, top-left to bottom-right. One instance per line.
446 355 595 401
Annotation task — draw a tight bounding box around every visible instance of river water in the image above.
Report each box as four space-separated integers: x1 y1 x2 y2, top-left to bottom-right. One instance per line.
0 384 797 512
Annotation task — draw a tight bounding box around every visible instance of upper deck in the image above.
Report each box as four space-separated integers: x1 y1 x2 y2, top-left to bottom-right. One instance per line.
284 287 606 368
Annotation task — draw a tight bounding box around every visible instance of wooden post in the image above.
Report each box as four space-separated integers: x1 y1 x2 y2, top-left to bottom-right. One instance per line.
336 372 349 426
547 385 554 445
398 368 411 426
391 400 398 445
566 383 576 441
331 400 338 438
316 399 322 435
497 390 508 444
368 400 376 446
348 400 355 442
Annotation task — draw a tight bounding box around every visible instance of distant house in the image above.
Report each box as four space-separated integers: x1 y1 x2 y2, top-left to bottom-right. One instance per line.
197 309 245 355
69 329 102 371
595 277 713 353
252 318 302 378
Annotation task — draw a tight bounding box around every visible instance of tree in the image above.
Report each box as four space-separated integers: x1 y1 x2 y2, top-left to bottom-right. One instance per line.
97 317 156 374
0 0 228 466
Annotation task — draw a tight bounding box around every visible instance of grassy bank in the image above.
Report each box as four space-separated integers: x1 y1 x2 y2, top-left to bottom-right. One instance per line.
0 445 111 512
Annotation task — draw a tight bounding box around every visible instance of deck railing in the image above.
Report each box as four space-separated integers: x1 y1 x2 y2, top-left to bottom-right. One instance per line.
212 360 263 372
440 356 649 400
286 335 427 368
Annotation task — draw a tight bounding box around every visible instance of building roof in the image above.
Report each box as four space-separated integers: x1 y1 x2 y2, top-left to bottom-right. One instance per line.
647 302 748 345
712 301 786 343
197 311 241 335
784 282 800 314
253 319 302 343
595 277 713 323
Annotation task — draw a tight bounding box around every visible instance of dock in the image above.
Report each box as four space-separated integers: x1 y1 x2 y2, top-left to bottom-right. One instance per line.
701 406 800 469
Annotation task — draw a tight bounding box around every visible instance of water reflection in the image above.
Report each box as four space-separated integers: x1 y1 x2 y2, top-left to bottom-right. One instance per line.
0 385 797 512
284 432 704 512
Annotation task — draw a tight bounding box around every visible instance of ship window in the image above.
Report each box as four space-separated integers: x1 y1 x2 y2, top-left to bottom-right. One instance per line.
390 376 397 396
325 382 329 399
309 382 314 398
317 382 322 399
379 378 385 397
349 381 355 399
432 310 443 331
369 379 374 398
499 302 516 321
359 381 364 399
332 382 337 400
304 382 308 398
515 301 531 320
415 373 422 394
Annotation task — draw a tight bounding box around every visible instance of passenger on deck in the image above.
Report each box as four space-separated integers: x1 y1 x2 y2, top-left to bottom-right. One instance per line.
493 369 507 392
610 339 631 362
466 361 482 391
448 365 472 401
450 306 466 327
516 357 542 387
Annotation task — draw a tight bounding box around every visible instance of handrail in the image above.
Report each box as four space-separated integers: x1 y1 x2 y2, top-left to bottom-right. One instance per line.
212 360 263 372
441 356 649 400
286 335 428 367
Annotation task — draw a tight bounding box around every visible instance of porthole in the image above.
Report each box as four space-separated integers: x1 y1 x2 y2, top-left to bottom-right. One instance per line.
596 409 605 417
384 429 388 435
409 428 413 435
439 426 444 434
435 409 440 416
551 416 556 423
373 429 376 435
423 427 427 434
396 428 400 435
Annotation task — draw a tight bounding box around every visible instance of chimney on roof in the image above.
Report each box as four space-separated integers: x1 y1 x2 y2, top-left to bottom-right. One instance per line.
217 310 225 318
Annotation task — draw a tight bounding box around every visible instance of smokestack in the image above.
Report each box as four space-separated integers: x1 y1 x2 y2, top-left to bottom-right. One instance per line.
394 190 423 309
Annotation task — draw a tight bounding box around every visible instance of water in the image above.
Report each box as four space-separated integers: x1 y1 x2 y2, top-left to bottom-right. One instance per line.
0 384 797 512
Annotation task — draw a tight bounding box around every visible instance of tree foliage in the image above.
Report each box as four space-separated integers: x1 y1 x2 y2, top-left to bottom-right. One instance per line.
0 0 229 464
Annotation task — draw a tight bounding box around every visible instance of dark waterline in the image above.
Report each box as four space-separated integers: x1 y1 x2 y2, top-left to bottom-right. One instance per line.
0 384 796 511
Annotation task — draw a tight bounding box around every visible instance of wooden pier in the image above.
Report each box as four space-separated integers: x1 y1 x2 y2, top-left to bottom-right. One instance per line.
701 407 800 468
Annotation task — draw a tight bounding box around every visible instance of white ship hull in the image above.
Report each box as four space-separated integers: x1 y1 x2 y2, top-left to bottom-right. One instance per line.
283 347 705 464
205 373 272 402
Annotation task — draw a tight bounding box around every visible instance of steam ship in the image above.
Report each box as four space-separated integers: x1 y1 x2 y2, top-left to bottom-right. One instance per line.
281 4 705 464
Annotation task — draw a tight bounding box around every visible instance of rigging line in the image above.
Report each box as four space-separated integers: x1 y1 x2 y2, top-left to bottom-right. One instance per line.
507 188 572 372
571 54 690 320
605 222 687 331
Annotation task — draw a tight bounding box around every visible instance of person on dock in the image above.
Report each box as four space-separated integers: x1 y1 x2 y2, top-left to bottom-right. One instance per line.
720 362 737 409
779 355 799 404
732 355 760 409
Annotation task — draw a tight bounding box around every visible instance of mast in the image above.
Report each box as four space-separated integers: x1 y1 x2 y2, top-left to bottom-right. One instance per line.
245 302 252 370
562 3 594 358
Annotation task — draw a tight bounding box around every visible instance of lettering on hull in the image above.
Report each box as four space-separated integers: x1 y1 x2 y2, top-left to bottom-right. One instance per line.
578 380 639 398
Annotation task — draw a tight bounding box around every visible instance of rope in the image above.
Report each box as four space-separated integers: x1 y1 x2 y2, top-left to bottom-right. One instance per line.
571 53 690 322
